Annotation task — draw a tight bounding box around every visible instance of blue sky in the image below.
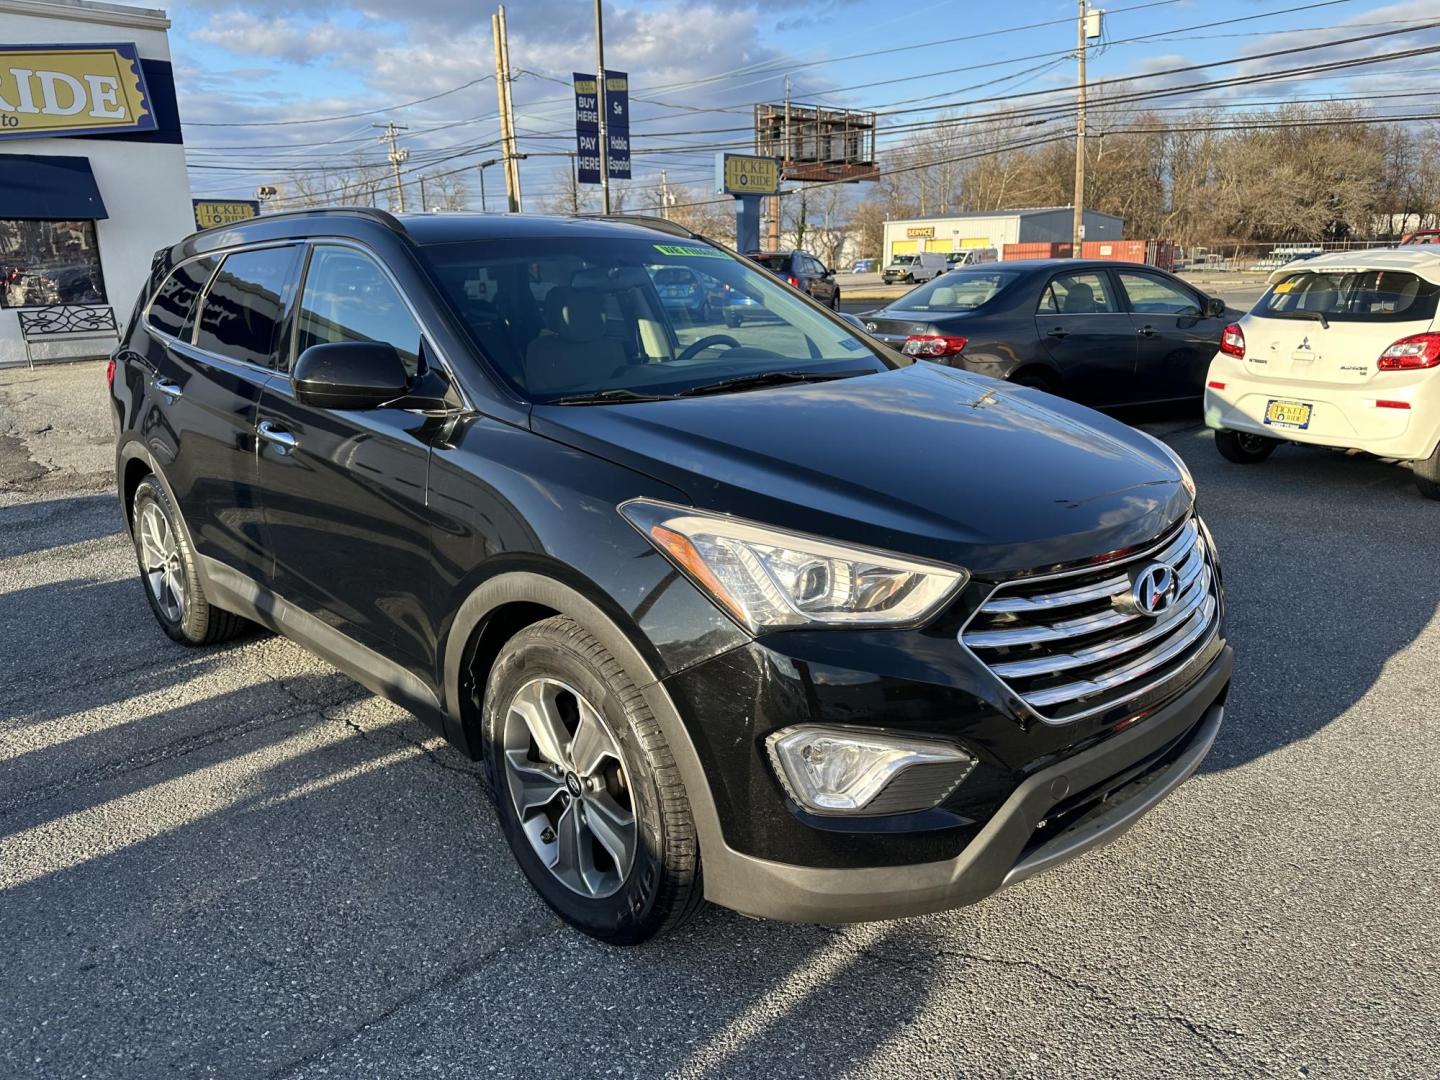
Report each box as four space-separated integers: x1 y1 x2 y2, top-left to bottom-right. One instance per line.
153 0 1440 207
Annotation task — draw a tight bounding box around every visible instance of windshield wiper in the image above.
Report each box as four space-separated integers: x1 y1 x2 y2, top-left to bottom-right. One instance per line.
548 388 675 405
1293 310 1330 330
675 368 872 398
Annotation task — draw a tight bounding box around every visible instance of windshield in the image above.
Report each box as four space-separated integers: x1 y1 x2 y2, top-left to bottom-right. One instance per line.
421 236 892 402
892 269 1021 312
748 253 789 271
1256 270 1440 323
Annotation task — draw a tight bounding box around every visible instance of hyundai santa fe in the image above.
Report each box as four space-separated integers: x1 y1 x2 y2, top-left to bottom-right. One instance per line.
110 209 1232 944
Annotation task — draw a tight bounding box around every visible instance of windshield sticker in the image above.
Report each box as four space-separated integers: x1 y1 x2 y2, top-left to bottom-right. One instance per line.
653 244 727 259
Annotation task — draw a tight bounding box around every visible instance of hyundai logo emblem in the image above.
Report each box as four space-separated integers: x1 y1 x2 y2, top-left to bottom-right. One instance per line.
1124 562 1179 617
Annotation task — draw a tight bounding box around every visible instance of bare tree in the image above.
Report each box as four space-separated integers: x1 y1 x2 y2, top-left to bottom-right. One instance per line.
418 171 470 211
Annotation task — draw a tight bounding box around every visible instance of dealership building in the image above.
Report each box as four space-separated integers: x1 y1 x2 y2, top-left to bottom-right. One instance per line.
0 0 192 367
882 208 1124 262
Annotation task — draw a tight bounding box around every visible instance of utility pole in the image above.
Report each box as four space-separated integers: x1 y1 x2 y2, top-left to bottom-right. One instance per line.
375 122 409 212
594 0 611 214
659 169 671 219
767 75 791 252
1071 0 1089 252
492 5 522 212
419 174 429 211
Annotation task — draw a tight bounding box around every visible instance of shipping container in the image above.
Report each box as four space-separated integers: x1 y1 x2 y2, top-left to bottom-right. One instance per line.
1002 242 1073 261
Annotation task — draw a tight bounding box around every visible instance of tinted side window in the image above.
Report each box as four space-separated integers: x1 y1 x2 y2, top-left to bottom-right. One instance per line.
148 257 218 339
1117 271 1200 316
295 247 422 376
1038 271 1116 314
194 246 301 367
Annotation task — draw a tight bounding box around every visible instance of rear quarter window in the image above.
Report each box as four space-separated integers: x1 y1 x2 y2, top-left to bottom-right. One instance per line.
1257 270 1440 322
147 257 218 339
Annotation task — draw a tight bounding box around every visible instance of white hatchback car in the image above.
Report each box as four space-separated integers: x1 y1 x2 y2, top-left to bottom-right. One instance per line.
1204 248 1440 499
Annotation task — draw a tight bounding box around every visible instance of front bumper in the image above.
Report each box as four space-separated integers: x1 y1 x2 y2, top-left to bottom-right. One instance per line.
689 643 1231 923
1204 360 1440 461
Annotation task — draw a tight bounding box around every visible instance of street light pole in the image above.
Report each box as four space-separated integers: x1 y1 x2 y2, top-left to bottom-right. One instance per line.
478 158 499 212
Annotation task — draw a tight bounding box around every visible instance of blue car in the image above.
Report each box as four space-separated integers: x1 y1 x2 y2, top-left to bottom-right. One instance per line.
650 266 711 320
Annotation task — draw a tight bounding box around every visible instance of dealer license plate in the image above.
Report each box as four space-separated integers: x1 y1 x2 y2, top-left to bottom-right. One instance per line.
1264 399 1312 429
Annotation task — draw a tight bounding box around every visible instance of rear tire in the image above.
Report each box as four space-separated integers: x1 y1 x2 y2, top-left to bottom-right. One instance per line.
1215 429 1278 464
1413 442 1440 500
483 616 704 945
828 289 840 310
129 476 249 645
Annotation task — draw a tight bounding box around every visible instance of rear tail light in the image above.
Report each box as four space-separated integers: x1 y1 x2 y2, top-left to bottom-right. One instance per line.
1377 332 1440 371
786 275 800 288
1219 323 1245 359
902 334 968 358
105 357 116 388
1207 380 1226 390
1375 399 1411 409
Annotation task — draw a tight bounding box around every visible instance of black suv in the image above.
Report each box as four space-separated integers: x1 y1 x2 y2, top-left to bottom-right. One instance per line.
111 209 1231 944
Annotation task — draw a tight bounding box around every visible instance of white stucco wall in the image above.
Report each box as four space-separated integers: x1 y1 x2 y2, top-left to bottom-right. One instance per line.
0 1 192 366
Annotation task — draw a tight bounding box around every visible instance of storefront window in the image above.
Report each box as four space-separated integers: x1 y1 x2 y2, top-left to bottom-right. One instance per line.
0 220 107 309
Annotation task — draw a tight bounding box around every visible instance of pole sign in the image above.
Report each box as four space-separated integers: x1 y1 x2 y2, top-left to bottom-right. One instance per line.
715 153 780 196
0 43 156 141
192 199 260 230
572 69 630 184
604 70 630 179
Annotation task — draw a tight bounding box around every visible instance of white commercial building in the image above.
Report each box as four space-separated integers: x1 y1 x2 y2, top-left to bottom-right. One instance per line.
0 0 192 366
882 208 1124 262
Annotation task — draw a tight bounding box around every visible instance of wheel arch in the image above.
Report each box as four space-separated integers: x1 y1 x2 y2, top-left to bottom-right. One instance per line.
442 569 729 870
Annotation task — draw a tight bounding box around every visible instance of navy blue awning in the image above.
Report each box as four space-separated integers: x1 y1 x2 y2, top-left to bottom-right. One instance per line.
1 155 109 220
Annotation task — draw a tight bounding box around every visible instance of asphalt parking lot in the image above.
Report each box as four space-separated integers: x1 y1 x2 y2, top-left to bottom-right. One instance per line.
2 360 1437 1079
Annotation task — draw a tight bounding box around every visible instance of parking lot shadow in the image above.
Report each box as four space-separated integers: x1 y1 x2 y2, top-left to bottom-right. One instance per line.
1167 430 1440 774
0 491 123 560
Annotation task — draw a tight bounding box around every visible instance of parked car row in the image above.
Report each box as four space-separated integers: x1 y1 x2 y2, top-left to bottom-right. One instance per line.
864 249 1440 499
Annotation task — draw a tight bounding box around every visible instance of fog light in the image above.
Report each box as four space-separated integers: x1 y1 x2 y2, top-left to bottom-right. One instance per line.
765 726 976 816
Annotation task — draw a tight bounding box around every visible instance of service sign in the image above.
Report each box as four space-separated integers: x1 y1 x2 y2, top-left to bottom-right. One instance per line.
906 226 936 239
0 43 156 140
715 153 779 196
193 199 260 230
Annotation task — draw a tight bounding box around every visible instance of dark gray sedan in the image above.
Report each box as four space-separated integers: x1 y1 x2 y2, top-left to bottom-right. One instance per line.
862 260 1231 407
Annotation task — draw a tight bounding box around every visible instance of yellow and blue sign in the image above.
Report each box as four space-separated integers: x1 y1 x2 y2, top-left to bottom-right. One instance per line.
192 199 261 230
572 69 630 184
716 153 780 196
0 43 156 141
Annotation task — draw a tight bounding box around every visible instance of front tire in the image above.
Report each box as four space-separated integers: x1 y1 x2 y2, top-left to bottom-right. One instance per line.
129 476 248 645
483 616 703 945
1215 429 1278 464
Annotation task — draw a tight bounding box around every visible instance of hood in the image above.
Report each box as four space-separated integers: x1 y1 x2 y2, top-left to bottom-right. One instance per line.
531 364 1191 576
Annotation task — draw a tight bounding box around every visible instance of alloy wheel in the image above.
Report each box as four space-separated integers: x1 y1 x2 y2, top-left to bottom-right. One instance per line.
137 501 185 623
500 677 637 898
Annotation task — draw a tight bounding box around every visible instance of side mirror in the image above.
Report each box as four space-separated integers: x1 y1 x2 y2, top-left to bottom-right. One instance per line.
293 341 410 410
1204 296 1226 318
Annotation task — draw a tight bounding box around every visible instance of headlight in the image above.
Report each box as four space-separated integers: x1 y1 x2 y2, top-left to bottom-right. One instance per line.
1140 431 1196 498
766 726 976 815
620 499 966 633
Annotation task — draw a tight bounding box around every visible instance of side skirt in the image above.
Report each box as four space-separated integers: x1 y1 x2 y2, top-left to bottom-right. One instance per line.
198 555 447 731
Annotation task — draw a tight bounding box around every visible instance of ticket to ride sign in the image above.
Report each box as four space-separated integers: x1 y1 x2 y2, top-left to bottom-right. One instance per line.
193 200 261 230
0 43 156 140
716 154 780 196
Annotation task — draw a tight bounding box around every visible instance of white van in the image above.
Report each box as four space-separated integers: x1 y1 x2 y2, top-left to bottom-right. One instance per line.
1204 247 1440 498
883 251 947 284
947 248 999 268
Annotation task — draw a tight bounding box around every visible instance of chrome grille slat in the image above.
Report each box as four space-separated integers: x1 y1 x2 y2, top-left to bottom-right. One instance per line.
1022 595 1217 708
959 516 1221 724
990 565 1211 678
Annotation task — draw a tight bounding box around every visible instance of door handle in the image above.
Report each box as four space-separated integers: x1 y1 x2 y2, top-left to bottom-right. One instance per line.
256 419 298 454
1136 325 1158 337
1045 327 1069 339
155 379 182 402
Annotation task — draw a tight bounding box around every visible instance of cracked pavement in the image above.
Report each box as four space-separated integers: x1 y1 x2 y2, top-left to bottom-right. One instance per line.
2 362 1437 1079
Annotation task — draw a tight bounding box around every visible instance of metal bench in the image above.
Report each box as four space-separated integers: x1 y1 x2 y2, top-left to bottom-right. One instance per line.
16 305 120 369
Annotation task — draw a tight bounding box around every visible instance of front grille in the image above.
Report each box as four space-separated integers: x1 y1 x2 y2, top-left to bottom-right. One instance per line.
960 518 1219 724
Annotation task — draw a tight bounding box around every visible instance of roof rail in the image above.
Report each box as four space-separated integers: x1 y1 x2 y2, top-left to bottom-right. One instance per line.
232 206 408 235
587 213 702 240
